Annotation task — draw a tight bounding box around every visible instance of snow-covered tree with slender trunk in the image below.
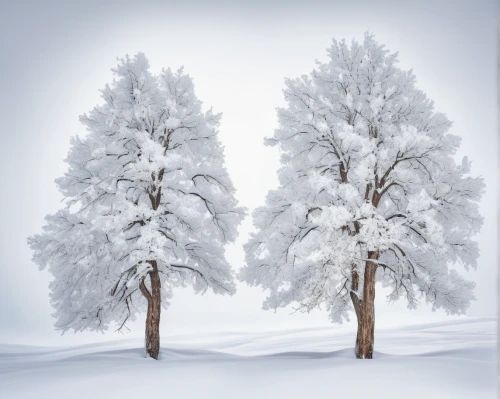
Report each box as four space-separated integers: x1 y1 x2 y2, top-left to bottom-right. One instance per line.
28 54 245 359
240 34 484 359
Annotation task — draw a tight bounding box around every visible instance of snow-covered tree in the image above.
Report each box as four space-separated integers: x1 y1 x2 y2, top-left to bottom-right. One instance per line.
240 34 484 359
28 54 245 359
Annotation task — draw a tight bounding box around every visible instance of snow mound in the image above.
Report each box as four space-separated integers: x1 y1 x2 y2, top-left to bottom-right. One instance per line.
0 318 496 399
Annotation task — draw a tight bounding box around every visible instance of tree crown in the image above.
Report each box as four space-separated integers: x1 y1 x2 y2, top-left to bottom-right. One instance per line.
241 34 483 322
29 53 245 332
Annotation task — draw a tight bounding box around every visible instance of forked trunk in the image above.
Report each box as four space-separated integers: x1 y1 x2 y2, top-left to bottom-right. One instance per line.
354 251 378 359
140 260 161 359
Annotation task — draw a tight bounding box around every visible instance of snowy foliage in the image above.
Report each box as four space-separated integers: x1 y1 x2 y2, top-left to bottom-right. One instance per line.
240 34 484 323
28 54 245 332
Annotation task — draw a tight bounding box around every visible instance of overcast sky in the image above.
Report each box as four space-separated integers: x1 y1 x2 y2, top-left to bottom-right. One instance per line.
0 0 497 345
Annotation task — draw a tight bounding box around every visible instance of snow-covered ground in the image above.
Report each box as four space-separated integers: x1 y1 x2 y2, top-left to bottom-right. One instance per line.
0 317 496 398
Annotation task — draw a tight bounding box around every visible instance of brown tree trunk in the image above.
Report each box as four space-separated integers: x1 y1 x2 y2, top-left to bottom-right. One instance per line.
349 265 361 354
356 251 378 359
140 260 161 359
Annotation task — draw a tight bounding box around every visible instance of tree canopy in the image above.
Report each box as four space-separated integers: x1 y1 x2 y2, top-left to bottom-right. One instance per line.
29 54 245 334
240 34 483 326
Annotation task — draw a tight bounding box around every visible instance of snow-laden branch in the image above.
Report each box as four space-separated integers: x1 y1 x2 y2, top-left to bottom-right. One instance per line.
240 34 483 324
28 54 245 333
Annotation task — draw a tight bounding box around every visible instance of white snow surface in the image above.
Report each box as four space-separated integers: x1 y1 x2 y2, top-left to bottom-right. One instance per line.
0 318 496 398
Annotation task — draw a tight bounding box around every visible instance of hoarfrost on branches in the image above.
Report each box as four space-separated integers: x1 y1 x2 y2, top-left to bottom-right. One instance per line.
28 54 245 334
240 34 483 327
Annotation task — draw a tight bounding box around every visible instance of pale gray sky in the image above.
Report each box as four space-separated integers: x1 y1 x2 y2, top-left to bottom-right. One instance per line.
0 0 497 345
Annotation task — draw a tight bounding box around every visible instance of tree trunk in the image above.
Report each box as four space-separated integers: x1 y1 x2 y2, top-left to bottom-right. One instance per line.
356 251 378 359
355 303 375 358
349 265 361 354
140 260 161 359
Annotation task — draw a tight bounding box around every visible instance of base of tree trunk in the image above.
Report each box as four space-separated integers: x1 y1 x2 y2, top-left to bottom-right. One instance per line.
145 317 160 360
355 252 377 359
355 314 374 359
141 261 162 360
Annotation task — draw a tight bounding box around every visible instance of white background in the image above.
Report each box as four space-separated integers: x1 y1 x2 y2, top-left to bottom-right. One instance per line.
0 0 496 345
